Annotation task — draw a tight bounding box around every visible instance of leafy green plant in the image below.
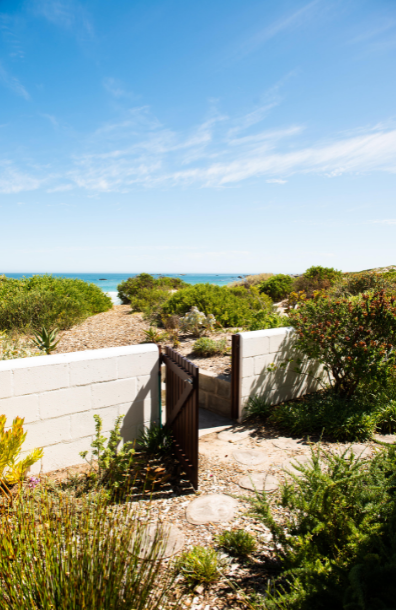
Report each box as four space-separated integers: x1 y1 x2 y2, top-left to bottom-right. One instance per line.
0 490 179 610
216 529 257 557
289 291 396 397
79 414 136 494
0 415 43 491
0 274 112 332
267 390 378 441
244 395 272 418
162 283 272 328
293 266 343 297
192 337 228 357
175 546 226 585
117 273 187 306
138 424 174 456
259 274 295 301
247 310 289 331
32 326 60 354
249 444 396 610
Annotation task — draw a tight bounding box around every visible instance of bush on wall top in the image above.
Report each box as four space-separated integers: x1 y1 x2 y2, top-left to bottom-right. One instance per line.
0 275 112 332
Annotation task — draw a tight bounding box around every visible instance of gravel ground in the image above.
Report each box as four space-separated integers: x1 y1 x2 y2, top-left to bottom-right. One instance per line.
54 305 233 377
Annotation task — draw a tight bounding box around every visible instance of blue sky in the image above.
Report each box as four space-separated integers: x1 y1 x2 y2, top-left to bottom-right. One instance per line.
1 0 396 273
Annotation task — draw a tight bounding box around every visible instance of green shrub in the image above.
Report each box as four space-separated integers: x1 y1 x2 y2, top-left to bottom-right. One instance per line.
0 491 177 610
293 266 343 296
162 283 272 327
249 445 396 610
175 546 225 585
79 414 136 497
267 390 378 441
192 337 228 357
259 274 295 301
247 310 289 331
216 529 257 557
117 273 187 305
0 275 112 332
289 291 396 398
244 395 272 419
138 424 174 456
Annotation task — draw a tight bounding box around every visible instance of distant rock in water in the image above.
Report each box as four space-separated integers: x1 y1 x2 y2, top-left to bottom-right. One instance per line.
99 278 107 281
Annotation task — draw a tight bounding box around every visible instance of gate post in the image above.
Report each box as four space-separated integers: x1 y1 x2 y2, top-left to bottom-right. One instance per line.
231 333 241 420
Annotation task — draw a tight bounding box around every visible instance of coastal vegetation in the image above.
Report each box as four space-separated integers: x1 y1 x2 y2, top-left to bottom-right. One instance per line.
0 274 112 332
118 273 286 330
247 270 396 441
250 444 396 610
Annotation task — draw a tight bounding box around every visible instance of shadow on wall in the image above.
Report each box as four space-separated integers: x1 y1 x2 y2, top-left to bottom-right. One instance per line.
120 365 159 443
243 331 327 416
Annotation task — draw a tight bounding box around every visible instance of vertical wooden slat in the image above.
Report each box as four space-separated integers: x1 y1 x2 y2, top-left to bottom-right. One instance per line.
162 346 199 489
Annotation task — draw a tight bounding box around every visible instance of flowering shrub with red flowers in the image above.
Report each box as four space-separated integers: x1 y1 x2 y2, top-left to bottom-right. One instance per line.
289 291 396 398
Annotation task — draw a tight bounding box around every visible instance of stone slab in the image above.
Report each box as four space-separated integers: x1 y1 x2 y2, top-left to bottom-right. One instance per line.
282 455 312 476
186 493 239 525
232 449 268 466
374 434 396 445
131 524 185 559
238 473 279 493
271 437 306 451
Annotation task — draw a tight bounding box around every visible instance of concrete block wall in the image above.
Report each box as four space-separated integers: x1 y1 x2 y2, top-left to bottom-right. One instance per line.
199 370 231 418
237 327 324 419
0 344 159 474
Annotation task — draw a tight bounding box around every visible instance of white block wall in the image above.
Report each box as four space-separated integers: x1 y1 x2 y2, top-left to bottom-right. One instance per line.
237 327 325 419
0 345 159 474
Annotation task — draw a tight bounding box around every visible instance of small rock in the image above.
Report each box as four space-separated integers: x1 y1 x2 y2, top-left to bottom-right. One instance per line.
194 585 204 595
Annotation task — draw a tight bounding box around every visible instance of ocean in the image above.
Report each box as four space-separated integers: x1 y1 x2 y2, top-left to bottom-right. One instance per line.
1 273 249 304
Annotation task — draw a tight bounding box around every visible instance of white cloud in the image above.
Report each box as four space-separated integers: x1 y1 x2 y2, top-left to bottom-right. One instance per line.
0 163 43 193
0 62 29 99
4 98 396 194
231 0 321 59
33 0 93 36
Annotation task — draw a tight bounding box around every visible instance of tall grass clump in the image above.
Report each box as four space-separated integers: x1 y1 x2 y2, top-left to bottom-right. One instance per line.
0 489 179 610
0 274 112 331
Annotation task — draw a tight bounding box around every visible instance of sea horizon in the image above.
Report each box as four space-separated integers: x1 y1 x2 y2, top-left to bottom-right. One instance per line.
1 272 252 296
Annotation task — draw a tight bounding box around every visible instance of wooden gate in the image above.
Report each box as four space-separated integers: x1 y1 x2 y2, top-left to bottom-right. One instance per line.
161 346 199 489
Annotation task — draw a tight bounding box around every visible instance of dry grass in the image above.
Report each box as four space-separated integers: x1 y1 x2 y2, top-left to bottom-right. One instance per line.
228 273 273 288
